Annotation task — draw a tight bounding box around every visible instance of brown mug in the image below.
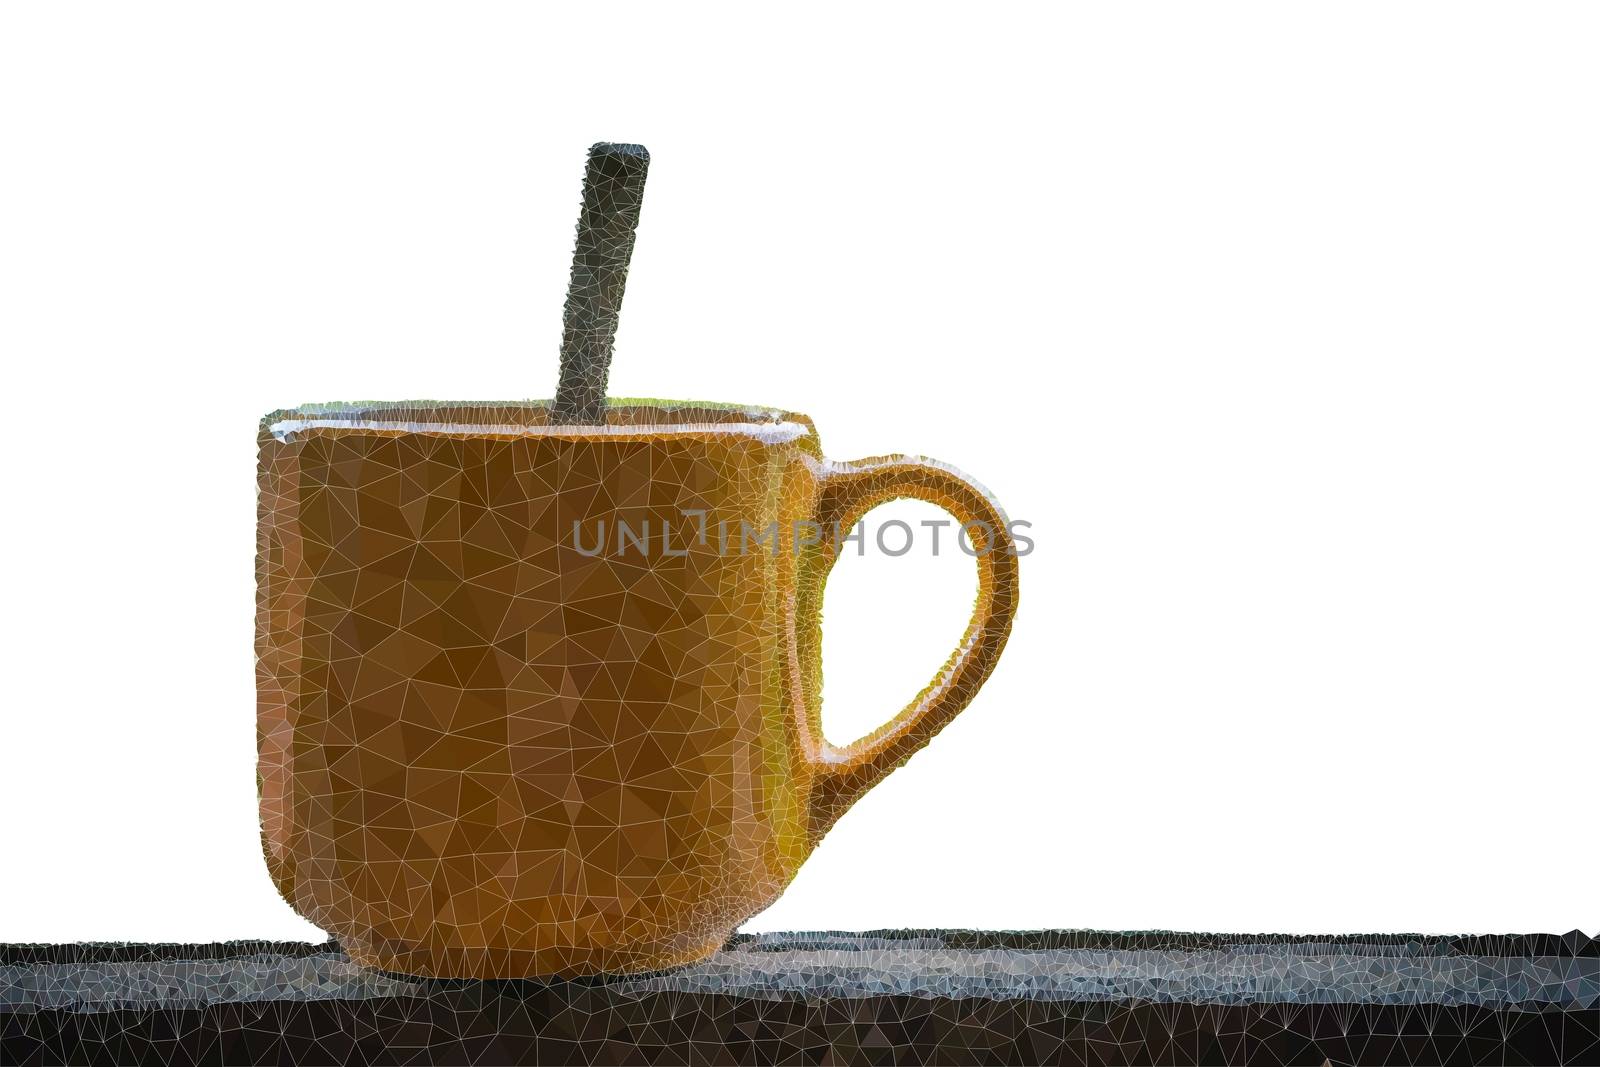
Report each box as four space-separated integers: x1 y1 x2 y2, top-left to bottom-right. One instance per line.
256 400 1019 977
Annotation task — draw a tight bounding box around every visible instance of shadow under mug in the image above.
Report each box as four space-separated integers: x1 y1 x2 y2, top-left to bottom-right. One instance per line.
256 400 1019 978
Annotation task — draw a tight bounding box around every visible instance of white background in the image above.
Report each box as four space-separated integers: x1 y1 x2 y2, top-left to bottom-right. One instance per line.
2 3 1595 943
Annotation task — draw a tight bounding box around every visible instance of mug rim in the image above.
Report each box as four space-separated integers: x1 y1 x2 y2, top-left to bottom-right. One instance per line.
262 398 816 444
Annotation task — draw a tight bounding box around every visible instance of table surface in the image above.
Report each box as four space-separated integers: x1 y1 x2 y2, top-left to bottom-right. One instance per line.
3 930 1597 1066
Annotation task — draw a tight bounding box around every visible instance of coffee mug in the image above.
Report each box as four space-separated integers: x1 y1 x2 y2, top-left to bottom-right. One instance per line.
257 400 1019 977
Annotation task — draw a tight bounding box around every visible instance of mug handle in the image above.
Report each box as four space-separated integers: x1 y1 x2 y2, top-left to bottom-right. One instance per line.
799 455 1021 841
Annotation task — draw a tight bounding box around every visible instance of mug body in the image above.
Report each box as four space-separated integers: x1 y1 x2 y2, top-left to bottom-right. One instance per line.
256 401 824 977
